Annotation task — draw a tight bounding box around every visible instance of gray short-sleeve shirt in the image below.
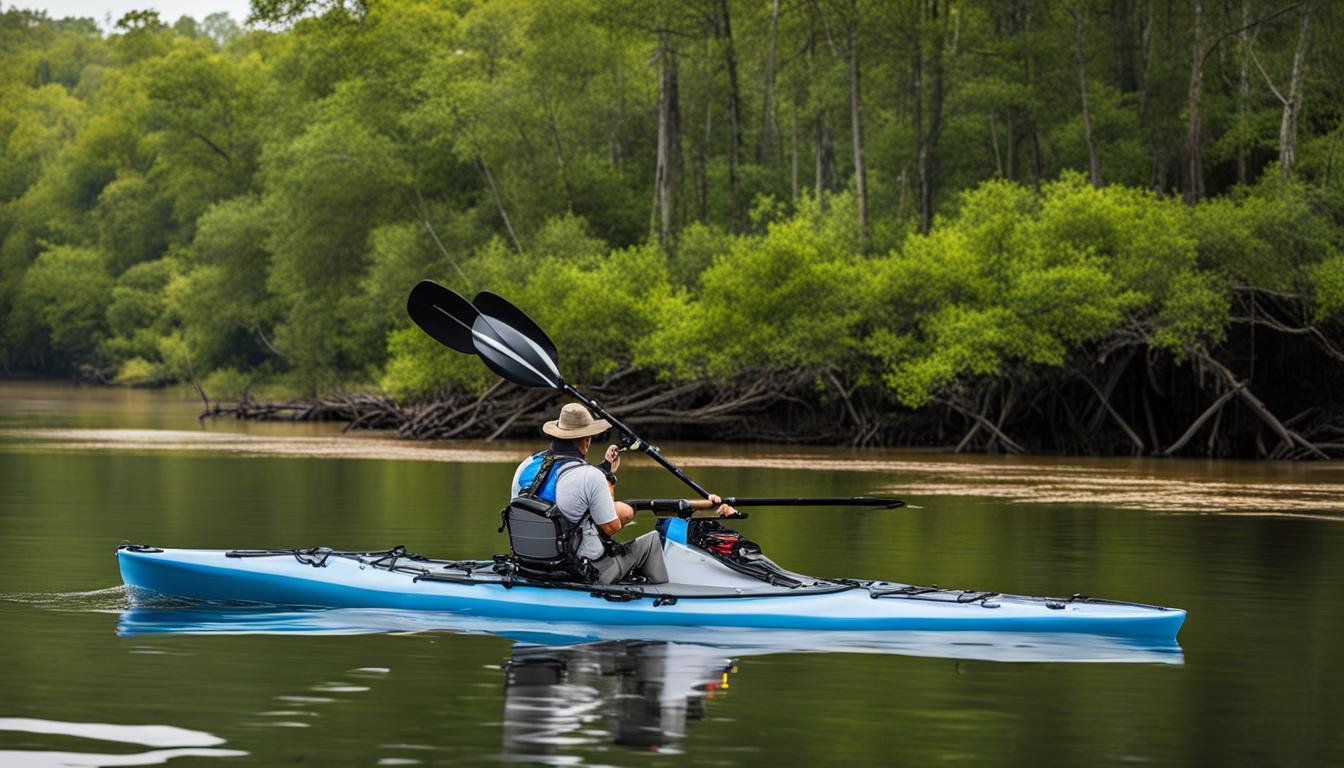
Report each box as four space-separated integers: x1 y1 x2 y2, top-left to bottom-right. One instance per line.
511 458 616 561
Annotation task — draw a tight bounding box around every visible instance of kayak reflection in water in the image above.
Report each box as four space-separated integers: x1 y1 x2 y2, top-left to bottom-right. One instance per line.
507 403 735 585
501 640 735 757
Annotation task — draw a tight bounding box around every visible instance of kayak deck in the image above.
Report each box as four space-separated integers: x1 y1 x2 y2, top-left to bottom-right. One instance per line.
116 545 1186 641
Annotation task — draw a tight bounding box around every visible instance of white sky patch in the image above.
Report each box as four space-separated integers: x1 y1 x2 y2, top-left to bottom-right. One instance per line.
11 0 253 31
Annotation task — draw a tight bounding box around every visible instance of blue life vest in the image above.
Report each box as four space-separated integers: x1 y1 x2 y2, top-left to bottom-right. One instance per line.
515 451 583 502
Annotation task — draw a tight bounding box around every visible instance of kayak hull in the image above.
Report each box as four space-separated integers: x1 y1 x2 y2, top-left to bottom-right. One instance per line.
117 547 1186 641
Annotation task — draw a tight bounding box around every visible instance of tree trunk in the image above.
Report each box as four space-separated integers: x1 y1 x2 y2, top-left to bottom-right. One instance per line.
544 108 574 210
479 158 523 255
698 40 712 221
1114 0 1139 91
652 30 681 246
1029 119 1043 189
790 105 799 201
912 17 924 212
1137 0 1151 93
808 26 835 199
1184 0 1203 204
718 0 744 230
758 0 780 162
1279 0 1310 181
609 60 626 165
1139 0 1160 191
815 113 835 197
988 112 1003 176
848 22 868 243
1072 5 1102 188
918 0 947 234
1236 0 1251 184
1017 2 1038 188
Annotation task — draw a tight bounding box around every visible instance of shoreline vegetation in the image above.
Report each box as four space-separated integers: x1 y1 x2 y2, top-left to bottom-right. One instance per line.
3 3 1343 459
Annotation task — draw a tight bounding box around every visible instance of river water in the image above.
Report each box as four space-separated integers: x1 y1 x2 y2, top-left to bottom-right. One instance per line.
1 382 1341 766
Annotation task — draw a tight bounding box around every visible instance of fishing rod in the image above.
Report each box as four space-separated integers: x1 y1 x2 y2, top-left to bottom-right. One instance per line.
624 496 905 519
624 497 906 512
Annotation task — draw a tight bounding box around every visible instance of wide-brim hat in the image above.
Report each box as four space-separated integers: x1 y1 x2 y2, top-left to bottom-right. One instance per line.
543 403 611 439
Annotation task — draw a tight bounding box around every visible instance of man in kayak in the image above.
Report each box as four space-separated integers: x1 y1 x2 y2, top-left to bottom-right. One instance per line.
511 403 735 584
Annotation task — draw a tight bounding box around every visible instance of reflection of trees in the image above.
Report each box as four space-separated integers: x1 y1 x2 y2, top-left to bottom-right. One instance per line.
501 641 735 760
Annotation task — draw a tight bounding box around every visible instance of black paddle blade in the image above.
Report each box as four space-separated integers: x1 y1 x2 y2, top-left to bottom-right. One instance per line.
407 281 563 390
473 291 559 366
406 280 479 354
471 312 563 390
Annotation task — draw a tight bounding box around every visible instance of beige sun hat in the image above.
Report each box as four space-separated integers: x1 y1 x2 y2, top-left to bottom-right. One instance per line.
543 403 611 439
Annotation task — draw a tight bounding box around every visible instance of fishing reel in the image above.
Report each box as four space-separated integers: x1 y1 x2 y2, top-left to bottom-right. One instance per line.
616 433 656 453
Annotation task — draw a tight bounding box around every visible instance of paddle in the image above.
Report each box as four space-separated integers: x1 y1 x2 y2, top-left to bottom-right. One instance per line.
407 280 713 498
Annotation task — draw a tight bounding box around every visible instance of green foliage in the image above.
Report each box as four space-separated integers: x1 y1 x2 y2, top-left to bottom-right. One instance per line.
1310 255 1344 322
262 103 410 391
867 179 1137 406
1190 180 1342 292
2 0 1342 410
96 171 173 271
12 245 113 370
669 223 731 288
112 356 162 385
0 84 85 200
642 194 865 379
201 366 256 400
173 195 276 372
874 176 1249 405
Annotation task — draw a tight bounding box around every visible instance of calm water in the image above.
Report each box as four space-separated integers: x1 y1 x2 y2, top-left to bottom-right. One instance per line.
1 382 1342 767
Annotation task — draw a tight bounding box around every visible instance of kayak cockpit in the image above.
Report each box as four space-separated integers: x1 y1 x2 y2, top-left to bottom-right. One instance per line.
214 544 854 601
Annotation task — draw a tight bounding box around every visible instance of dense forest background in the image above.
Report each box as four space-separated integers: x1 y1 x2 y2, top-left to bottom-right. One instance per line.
2 0 1343 457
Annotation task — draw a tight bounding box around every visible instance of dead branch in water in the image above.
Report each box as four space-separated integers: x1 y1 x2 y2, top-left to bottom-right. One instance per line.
202 392 402 431
199 337 1344 459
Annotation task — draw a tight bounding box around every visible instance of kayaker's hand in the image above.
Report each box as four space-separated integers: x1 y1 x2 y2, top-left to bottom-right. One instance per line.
708 494 737 518
604 444 621 472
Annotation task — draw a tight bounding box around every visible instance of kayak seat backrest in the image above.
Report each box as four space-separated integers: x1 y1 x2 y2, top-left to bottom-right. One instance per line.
501 457 594 583
506 496 570 561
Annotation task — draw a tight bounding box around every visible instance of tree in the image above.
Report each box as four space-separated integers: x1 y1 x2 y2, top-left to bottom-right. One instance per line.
13 245 113 372
1184 0 1203 203
1277 0 1310 181
653 27 681 245
202 13 240 46
1069 3 1101 188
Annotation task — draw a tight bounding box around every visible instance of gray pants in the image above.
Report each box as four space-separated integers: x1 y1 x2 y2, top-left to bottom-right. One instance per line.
594 532 669 585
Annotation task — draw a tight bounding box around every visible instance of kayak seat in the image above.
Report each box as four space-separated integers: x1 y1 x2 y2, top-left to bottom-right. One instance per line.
501 495 598 584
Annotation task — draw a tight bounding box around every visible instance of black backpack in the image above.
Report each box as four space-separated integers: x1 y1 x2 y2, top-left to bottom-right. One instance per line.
499 455 599 582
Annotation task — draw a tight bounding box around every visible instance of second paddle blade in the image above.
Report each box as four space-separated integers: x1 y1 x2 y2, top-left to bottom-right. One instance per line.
473 291 559 366
471 313 563 390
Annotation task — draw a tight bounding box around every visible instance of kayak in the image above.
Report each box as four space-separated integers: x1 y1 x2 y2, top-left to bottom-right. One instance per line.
117 519 1185 642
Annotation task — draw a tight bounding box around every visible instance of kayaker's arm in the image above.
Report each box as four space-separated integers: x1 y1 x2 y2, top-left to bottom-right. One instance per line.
596 444 633 535
599 501 636 536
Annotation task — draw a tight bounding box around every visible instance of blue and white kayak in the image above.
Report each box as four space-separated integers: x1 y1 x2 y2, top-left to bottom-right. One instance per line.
117 525 1184 642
